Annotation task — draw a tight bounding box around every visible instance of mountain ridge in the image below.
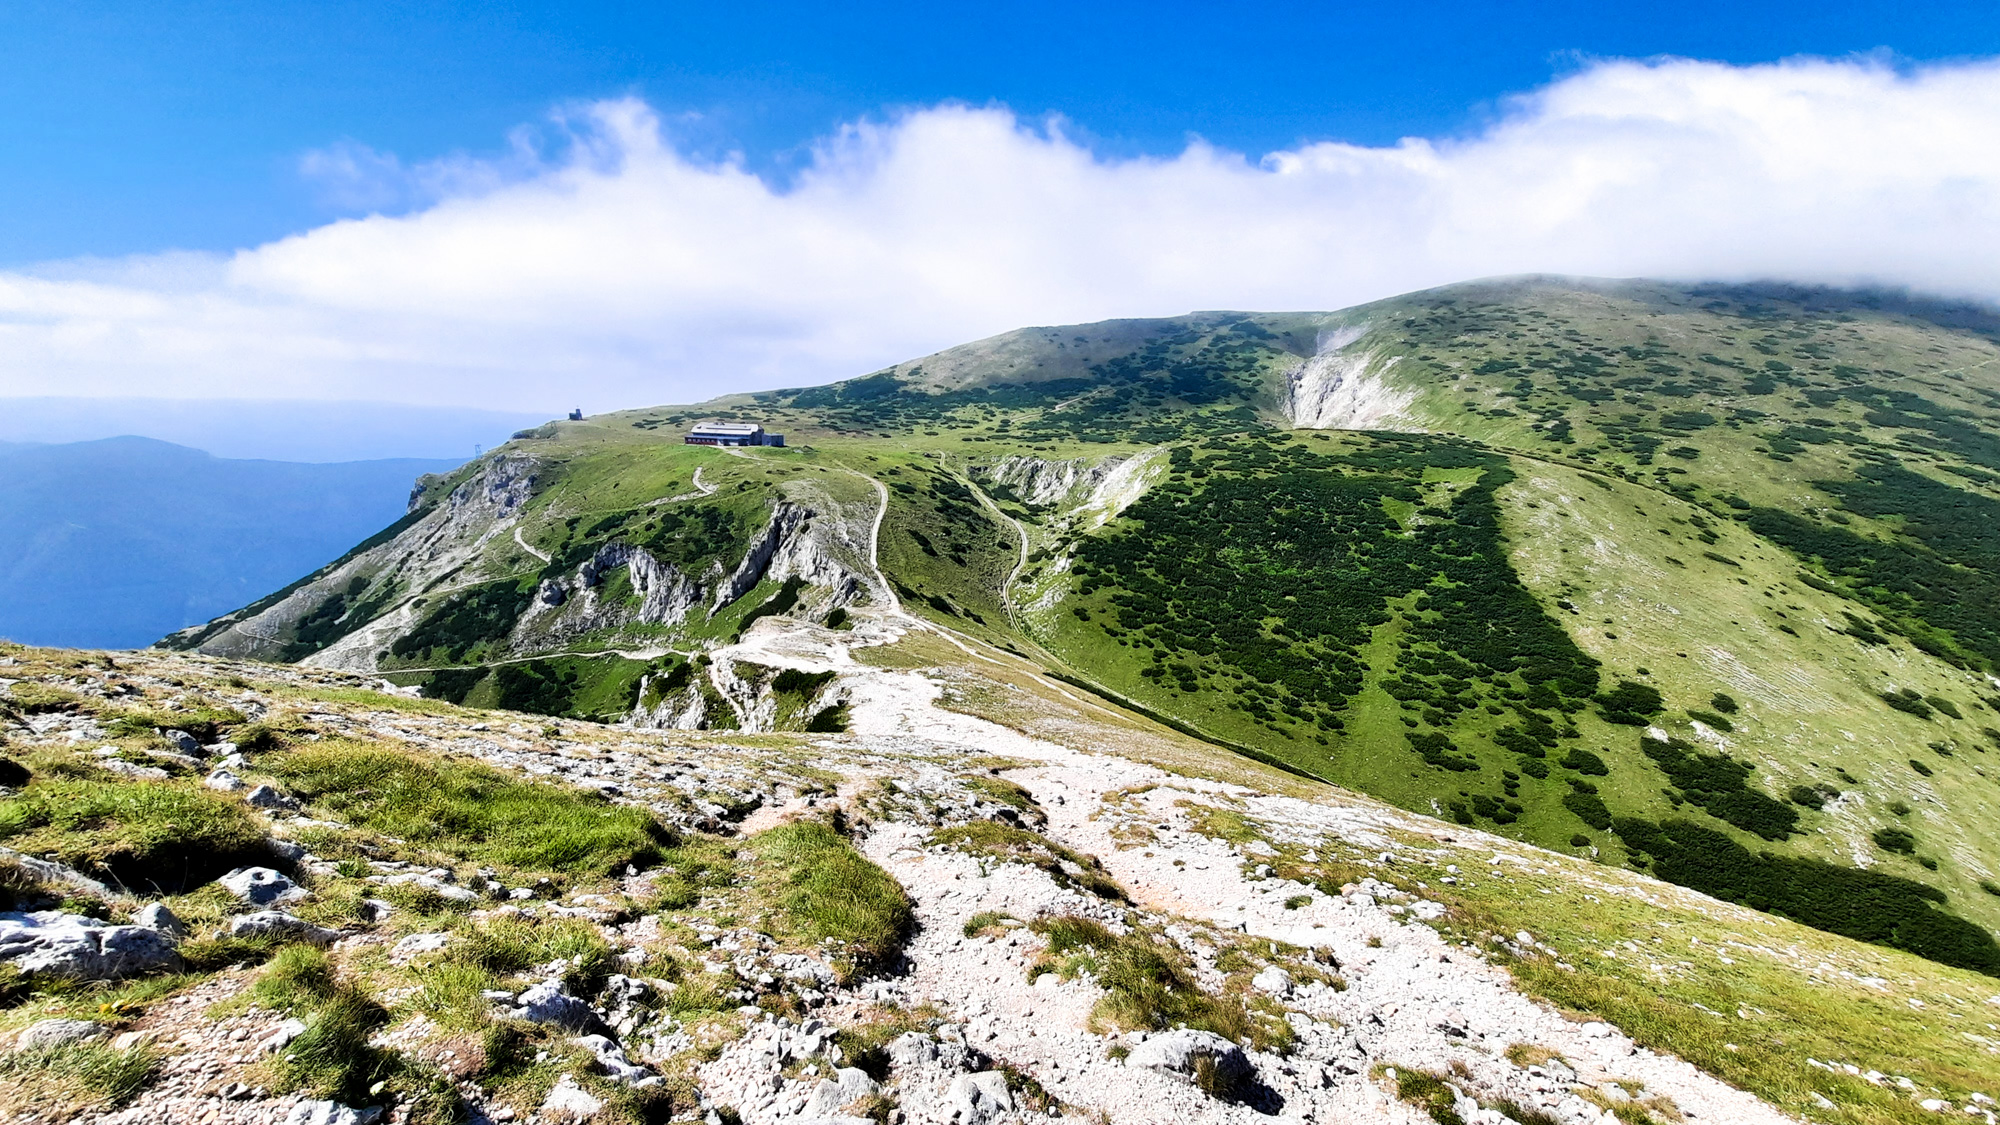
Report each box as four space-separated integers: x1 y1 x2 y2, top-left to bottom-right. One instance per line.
163 274 2000 967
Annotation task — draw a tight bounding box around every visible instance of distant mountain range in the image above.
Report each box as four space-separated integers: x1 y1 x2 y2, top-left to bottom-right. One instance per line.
0 437 457 648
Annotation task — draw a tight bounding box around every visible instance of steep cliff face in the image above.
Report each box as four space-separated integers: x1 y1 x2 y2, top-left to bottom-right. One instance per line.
164 453 544 665
1282 324 1417 430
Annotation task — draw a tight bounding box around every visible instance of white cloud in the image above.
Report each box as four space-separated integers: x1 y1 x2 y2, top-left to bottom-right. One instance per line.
7 55 2000 410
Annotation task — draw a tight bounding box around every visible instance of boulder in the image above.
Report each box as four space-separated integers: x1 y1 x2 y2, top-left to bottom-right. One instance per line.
226 911 341 947
245 784 301 811
15 1018 109 1051
804 1067 880 1116
539 1074 605 1121
132 902 188 937
1251 966 1293 996
218 866 306 907
282 1100 383 1125
886 1031 938 1070
948 1071 1013 1124
514 979 611 1036
0 911 183 980
161 730 201 755
1125 1028 1252 1088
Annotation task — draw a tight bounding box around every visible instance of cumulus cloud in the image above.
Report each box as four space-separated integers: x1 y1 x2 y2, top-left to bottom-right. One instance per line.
7 55 2000 410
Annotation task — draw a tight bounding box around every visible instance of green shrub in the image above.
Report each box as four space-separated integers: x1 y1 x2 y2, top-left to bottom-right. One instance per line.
264 743 671 876
1685 709 1734 733
1559 748 1609 776
1709 693 1739 714
1636 736 1797 841
0 778 269 893
1562 792 1613 830
1872 827 1917 855
1598 681 1664 724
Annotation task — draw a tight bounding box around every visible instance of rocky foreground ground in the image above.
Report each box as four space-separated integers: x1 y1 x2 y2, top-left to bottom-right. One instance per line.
0 613 1993 1125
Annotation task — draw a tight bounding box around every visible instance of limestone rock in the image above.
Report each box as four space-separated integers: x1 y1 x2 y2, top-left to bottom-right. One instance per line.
132 902 188 937
1252 965 1293 996
1125 1029 1252 1088
204 769 247 792
161 730 201 754
539 1073 604 1120
282 1100 383 1125
219 866 306 906
226 911 340 946
390 932 451 960
0 911 183 980
15 1018 109 1051
245 784 301 811
947 1071 1013 1125
514 979 611 1035
886 1031 938 1070
571 1033 658 1086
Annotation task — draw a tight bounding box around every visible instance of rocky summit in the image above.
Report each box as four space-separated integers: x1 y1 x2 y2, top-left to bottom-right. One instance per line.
5 276 2000 1123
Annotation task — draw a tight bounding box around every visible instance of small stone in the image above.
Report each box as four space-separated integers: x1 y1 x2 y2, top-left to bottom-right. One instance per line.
245 784 302 811
948 1071 1015 1125
100 760 169 780
161 730 200 754
259 1018 309 1054
226 911 340 947
204 769 247 793
391 932 452 960
540 1074 605 1120
282 1100 383 1125
132 902 188 938
1252 966 1293 996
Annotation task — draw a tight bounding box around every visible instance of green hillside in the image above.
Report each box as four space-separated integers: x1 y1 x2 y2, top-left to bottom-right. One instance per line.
172 276 2000 974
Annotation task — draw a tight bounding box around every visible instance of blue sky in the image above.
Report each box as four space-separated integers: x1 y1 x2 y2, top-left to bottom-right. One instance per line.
6 0 1996 265
6 1 2000 424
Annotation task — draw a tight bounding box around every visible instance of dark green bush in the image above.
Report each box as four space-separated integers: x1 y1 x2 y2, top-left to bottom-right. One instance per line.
1873 827 1918 855
1614 818 2000 975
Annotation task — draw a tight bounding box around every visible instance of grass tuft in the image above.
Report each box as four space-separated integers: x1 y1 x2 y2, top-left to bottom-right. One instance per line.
751 819 912 976
0 777 269 893
929 822 1126 900
264 742 672 875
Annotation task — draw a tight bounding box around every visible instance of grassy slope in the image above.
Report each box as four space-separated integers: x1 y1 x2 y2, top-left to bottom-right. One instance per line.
180 276 2000 953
